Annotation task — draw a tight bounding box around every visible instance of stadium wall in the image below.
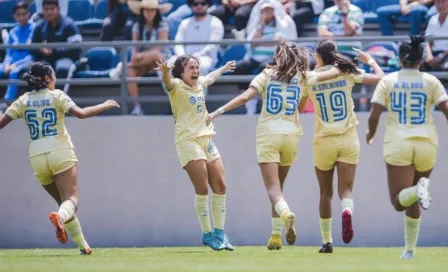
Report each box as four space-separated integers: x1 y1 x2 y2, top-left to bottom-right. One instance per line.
1 113 447 249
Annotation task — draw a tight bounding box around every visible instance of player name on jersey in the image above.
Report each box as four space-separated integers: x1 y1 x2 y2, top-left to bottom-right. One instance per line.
312 80 348 92
26 99 52 108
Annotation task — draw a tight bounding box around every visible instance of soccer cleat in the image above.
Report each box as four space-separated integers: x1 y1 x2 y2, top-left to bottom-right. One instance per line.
80 248 92 255
342 210 354 244
417 177 432 210
202 232 225 251
400 250 415 260
267 234 282 250
282 212 296 245
319 242 333 253
214 229 234 251
48 212 68 244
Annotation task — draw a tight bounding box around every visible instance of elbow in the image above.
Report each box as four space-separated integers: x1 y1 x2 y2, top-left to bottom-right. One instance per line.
241 94 251 104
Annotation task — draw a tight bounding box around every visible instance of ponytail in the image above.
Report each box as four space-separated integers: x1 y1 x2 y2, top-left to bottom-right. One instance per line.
399 35 425 66
316 39 360 75
21 62 53 91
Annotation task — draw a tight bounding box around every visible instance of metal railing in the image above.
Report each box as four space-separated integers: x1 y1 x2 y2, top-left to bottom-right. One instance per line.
1 36 448 114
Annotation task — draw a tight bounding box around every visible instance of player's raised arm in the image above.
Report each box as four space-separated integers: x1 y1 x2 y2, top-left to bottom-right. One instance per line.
204 61 236 86
69 100 120 119
353 48 385 85
0 113 13 129
206 86 259 125
155 59 175 91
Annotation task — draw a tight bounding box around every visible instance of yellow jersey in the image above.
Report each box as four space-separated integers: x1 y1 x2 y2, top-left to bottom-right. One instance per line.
250 68 318 137
5 88 75 158
371 68 448 144
304 65 365 137
167 76 215 143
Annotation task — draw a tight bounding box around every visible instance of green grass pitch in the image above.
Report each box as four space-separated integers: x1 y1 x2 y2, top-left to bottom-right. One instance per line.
1 247 448 272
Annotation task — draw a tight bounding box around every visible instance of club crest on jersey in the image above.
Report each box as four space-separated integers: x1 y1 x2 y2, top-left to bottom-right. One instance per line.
189 96 197 105
207 142 215 153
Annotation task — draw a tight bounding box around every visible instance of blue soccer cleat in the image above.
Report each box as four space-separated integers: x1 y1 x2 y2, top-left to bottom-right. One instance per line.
202 232 225 251
214 229 234 251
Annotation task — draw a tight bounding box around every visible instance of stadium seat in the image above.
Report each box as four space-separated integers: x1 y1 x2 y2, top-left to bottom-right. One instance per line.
29 1 36 15
82 0 108 28
351 0 371 12
68 0 95 27
75 47 117 78
363 41 400 73
217 44 247 69
372 0 399 11
0 0 18 28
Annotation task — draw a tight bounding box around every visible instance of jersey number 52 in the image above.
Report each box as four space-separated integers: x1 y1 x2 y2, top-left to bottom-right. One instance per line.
24 109 58 140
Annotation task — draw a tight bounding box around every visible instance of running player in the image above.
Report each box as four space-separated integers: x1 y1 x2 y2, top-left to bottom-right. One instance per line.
367 35 448 260
155 56 236 251
206 41 341 250
0 62 119 254
298 39 385 253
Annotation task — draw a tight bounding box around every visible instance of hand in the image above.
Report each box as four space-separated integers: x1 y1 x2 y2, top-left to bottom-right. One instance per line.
155 59 174 73
259 12 268 26
229 0 243 7
353 48 375 64
132 53 144 62
41 48 52 56
401 5 412 15
103 100 120 110
340 0 350 14
366 131 374 145
206 111 219 126
222 60 236 74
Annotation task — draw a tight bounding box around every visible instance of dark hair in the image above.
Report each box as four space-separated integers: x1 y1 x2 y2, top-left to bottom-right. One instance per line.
271 40 309 83
187 0 212 7
13 1 28 13
138 10 162 41
172 55 200 79
399 35 425 67
316 39 360 75
43 0 59 7
22 62 54 91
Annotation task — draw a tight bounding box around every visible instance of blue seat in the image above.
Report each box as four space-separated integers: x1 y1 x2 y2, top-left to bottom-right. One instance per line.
29 1 36 14
372 0 399 11
0 0 17 28
82 0 108 28
351 0 371 12
217 44 247 68
68 0 94 27
75 47 117 78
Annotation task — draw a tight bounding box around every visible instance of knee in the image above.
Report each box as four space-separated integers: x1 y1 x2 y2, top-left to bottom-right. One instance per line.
213 178 226 195
410 5 427 15
320 187 333 199
195 185 209 195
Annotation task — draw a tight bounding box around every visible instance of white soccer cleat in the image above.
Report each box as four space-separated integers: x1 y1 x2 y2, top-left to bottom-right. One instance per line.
417 177 432 210
400 250 415 260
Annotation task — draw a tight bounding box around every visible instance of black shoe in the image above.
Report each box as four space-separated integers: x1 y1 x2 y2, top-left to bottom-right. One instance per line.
319 242 333 253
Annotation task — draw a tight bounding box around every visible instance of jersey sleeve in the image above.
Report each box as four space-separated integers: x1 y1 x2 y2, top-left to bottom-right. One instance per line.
250 69 269 94
167 78 181 94
431 77 448 105
199 76 210 89
371 78 388 107
350 69 366 84
57 91 76 113
5 96 24 120
304 71 318 87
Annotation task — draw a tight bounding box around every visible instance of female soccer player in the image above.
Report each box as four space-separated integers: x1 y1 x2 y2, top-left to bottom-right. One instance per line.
155 56 236 251
298 39 385 253
367 36 448 260
207 41 341 250
0 62 119 254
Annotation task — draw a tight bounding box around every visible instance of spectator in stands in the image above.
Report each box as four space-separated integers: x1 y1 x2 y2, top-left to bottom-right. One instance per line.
169 0 224 78
234 0 297 115
209 0 258 32
31 0 68 23
283 0 325 37
109 0 172 115
377 0 434 36
318 0 363 38
100 0 138 41
424 0 448 71
31 0 83 78
0 2 34 112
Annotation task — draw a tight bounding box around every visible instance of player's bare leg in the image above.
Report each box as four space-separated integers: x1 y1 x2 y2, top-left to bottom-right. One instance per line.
315 167 335 253
336 162 356 244
260 163 296 246
185 159 225 251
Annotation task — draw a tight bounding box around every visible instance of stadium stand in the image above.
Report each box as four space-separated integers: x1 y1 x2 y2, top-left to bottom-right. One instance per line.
0 0 446 116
